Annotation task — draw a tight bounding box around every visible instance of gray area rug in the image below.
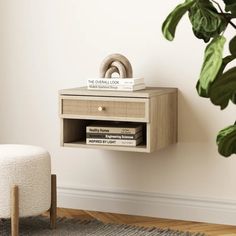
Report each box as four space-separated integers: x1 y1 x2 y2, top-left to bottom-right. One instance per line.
0 216 205 236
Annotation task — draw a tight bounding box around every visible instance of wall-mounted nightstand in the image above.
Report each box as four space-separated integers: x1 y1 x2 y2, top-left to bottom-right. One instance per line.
59 87 177 153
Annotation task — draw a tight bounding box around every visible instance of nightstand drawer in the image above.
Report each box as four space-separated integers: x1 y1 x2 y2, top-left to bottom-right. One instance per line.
60 96 149 122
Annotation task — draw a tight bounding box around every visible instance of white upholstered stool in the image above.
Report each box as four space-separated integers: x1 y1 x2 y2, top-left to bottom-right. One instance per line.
0 144 57 236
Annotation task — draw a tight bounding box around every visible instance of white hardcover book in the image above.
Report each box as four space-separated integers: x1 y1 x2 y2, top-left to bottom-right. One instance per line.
86 137 143 146
87 78 144 86
87 83 146 91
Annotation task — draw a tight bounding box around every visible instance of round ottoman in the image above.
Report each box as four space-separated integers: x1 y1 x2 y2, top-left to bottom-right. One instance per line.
0 144 57 236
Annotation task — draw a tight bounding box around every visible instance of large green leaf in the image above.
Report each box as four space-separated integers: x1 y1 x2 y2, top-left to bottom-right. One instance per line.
197 55 235 97
232 93 236 104
162 0 195 41
209 67 236 109
228 37 236 105
215 55 235 80
223 0 236 3
197 36 226 97
223 0 236 17
229 36 236 56
188 0 228 42
196 80 208 97
217 124 236 157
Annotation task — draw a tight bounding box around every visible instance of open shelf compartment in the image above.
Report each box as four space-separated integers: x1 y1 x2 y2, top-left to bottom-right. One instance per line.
61 119 149 152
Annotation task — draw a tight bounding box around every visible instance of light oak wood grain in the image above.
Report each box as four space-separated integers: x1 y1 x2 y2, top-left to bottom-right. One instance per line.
148 92 178 152
11 185 19 236
60 87 177 98
63 141 148 152
43 208 236 236
50 175 57 229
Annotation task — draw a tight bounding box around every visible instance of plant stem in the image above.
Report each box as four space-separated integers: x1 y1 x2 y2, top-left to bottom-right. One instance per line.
226 18 236 30
211 0 236 30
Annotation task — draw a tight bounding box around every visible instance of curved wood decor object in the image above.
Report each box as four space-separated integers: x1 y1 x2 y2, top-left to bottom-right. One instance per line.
110 61 127 78
105 66 119 78
99 53 133 78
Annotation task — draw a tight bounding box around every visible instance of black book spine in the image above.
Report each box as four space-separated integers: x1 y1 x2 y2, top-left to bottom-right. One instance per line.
86 132 141 140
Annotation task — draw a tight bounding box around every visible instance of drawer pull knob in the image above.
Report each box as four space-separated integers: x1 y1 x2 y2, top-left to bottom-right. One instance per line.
98 106 105 112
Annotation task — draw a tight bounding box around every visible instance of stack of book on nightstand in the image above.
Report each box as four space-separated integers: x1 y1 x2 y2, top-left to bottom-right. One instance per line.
87 78 145 91
86 122 143 146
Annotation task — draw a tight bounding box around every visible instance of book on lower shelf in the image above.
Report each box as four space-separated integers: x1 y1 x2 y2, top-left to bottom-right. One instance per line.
86 122 143 134
86 122 144 146
87 78 146 91
86 137 143 146
86 131 142 140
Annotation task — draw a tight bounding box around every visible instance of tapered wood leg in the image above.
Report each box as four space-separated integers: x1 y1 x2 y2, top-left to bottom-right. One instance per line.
50 174 57 229
11 185 19 236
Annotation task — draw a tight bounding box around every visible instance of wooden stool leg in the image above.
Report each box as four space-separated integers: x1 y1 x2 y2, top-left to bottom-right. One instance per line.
11 185 19 236
50 174 57 229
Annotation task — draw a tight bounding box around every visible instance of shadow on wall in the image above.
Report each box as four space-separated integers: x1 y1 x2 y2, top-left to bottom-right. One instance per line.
96 142 215 194
178 91 210 142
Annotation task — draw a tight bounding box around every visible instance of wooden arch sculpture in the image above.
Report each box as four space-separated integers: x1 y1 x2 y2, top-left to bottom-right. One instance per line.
99 54 133 78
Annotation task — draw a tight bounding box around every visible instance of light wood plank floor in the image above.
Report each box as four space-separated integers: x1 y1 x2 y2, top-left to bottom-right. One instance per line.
44 208 236 236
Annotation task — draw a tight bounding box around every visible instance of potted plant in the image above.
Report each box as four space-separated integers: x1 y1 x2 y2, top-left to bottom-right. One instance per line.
162 0 236 157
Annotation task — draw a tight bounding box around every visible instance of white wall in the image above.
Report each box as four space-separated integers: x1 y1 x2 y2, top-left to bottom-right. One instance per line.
1 0 236 225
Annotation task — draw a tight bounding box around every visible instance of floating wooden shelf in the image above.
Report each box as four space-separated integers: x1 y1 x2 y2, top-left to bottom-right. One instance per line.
59 87 178 153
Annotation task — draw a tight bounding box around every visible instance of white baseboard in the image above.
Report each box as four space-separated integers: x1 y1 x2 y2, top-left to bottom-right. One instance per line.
57 185 236 226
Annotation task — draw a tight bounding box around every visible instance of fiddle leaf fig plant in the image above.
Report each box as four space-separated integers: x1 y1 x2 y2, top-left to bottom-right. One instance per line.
162 0 236 157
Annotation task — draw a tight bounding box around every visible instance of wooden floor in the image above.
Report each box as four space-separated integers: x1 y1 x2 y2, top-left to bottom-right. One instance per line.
44 208 236 235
